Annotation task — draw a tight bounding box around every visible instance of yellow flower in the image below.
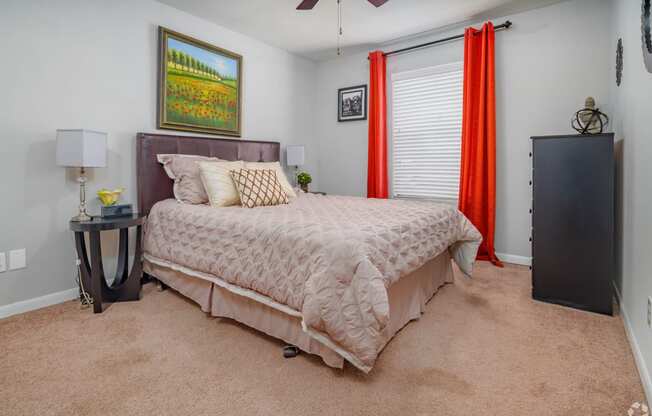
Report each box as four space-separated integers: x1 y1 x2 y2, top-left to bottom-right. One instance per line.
97 188 124 206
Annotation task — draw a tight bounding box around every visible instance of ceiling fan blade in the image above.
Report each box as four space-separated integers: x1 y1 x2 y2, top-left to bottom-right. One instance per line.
297 0 320 10
367 0 389 6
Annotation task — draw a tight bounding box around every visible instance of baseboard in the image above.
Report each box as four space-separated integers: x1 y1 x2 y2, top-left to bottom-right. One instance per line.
0 288 78 320
496 253 532 266
613 283 652 405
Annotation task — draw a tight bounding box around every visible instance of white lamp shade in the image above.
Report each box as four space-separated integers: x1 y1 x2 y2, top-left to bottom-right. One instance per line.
286 145 305 166
56 129 107 168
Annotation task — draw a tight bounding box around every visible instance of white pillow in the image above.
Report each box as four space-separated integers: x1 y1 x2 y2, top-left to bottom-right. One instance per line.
198 160 245 207
244 161 297 198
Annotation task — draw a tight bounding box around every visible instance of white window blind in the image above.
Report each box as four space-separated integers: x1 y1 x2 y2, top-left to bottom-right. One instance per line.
391 62 463 201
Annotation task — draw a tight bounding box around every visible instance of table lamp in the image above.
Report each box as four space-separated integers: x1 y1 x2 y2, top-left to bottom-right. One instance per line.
56 129 107 222
286 145 305 186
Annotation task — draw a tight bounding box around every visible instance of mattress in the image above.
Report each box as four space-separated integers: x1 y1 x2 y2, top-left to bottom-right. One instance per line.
144 193 481 371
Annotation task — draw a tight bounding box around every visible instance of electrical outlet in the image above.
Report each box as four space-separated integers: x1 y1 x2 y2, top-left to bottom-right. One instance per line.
0 252 6 273
8 249 26 270
648 297 652 329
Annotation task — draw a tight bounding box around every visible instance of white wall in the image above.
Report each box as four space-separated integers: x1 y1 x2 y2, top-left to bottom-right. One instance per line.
610 0 652 400
0 0 318 308
314 0 613 259
0 2 649 397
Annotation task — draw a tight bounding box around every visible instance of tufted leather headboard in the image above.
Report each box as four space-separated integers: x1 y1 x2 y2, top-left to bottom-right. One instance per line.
136 132 280 215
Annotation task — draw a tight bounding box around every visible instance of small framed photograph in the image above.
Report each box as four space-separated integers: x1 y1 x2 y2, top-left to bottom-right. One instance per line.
338 85 367 122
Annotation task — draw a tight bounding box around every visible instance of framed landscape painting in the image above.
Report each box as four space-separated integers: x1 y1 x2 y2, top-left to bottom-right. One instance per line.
158 27 242 136
338 85 367 122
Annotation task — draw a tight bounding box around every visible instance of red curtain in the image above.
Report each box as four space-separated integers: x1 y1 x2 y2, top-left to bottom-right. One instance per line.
459 22 503 267
367 51 388 199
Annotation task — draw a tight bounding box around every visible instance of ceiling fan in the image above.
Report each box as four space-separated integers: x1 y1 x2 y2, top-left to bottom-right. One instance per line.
297 0 389 55
296 0 388 10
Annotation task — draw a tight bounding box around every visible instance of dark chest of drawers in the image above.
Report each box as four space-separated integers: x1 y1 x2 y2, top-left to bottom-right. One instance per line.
531 133 614 315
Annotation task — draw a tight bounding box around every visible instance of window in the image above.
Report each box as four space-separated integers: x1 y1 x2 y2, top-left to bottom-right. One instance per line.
391 62 463 202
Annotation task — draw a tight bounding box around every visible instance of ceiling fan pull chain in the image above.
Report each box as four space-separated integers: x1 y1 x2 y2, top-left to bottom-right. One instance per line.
337 0 342 55
339 0 343 36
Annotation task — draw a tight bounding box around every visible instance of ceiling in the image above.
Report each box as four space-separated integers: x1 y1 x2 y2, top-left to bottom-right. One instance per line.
158 0 566 61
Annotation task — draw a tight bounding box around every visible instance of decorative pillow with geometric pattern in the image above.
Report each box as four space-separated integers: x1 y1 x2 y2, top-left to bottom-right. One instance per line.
229 168 289 208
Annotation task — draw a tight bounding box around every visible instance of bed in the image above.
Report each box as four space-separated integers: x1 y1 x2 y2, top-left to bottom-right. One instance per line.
137 132 482 372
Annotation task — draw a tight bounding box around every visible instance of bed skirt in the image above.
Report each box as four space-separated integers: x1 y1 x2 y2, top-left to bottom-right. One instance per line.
143 251 454 370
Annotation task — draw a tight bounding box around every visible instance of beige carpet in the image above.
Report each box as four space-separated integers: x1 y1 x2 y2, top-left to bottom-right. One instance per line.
0 262 645 415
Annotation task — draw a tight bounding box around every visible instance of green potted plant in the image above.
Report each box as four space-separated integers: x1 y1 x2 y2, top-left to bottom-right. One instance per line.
297 171 312 193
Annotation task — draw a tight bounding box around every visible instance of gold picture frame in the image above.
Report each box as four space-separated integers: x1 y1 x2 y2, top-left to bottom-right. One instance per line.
158 27 243 137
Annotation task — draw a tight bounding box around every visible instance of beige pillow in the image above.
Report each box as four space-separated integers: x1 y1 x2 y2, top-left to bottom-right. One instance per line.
244 161 297 198
157 154 224 204
198 160 245 207
230 169 289 208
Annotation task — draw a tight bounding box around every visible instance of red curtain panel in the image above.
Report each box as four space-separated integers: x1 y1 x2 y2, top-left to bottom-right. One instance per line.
458 22 503 267
367 51 389 199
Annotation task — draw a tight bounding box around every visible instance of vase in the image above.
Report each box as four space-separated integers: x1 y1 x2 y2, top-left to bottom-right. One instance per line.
300 184 309 193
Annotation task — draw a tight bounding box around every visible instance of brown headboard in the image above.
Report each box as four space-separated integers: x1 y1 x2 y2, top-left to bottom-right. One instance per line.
137 132 280 215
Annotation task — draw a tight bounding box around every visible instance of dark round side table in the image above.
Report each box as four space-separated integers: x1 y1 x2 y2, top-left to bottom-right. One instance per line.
70 214 145 313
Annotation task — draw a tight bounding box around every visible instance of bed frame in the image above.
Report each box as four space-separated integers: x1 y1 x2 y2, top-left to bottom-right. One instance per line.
136 132 457 370
136 132 281 215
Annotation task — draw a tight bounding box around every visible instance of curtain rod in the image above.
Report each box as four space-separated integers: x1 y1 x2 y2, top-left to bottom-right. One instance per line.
368 20 512 59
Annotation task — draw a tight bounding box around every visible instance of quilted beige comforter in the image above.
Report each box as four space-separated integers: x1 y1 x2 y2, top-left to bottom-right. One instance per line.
144 193 482 372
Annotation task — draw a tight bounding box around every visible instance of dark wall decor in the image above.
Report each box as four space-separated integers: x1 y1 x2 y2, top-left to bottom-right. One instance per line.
643 0 652 72
616 38 624 86
338 85 367 122
158 27 243 137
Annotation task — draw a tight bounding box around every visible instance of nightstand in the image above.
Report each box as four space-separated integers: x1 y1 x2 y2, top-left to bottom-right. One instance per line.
69 214 145 313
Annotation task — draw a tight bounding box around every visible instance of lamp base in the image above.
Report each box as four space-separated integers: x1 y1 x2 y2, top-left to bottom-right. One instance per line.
71 212 92 222
71 168 92 222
